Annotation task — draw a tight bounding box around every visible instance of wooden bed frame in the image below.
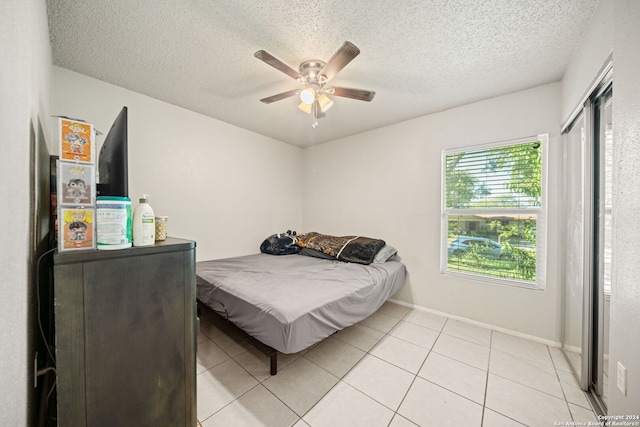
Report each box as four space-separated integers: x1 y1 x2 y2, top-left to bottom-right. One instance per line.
197 301 279 375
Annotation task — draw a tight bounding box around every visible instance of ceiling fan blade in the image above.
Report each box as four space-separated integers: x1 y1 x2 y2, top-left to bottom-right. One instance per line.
254 50 302 80
328 86 375 102
259 89 299 104
319 41 360 82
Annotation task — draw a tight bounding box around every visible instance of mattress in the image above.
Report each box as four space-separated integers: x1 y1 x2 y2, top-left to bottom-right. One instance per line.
196 253 406 354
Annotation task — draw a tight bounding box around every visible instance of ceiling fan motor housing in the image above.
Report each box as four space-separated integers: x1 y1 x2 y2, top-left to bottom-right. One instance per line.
298 60 327 84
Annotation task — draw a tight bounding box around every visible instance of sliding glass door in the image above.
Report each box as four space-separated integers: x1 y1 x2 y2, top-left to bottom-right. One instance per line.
592 85 613 410
561 73 612 415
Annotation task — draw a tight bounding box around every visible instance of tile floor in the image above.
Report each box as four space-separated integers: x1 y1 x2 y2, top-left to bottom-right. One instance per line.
196 302 599 427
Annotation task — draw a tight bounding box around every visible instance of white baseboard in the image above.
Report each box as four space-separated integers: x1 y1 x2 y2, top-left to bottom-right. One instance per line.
387 298 563 348
562 344 582 354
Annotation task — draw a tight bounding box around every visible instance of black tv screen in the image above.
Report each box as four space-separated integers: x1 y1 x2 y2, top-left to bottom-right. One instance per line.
97 106 128 197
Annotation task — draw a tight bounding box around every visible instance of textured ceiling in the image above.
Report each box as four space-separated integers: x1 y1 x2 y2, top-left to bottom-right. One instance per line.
47 0 599 147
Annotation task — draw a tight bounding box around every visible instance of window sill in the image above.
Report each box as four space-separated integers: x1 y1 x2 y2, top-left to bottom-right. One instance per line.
443 269 544 291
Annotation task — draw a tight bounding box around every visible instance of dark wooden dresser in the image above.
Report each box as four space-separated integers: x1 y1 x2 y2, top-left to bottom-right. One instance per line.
53 237 197 426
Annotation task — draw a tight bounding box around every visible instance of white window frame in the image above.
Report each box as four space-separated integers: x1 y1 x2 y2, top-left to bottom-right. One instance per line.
440 134 548 290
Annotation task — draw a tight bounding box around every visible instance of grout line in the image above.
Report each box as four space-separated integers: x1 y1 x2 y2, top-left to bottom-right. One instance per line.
548 344 576 421
385 318 447 426
480 330 494 426
480 331 532 427
488 370 573 403
547 345 599 422
295 339 374 422
303 322 410 421
259 380 304 423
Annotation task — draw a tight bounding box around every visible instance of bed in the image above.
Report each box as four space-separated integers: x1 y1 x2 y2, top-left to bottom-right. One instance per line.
196 250 406 374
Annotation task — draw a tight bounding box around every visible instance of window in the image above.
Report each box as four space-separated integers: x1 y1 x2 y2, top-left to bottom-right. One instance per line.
441 135 547 289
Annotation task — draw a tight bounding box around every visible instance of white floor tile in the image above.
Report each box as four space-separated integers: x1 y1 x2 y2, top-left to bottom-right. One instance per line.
303 335 365 377
398 377 483 427
197 329 210 345
418 352 487 404
548 346 573 373
211 330 253 357
442 319 492 347
377 301 411 319
196 359 259 421
196 304 599 426
557 368 581 388
232 349 304 382
303 382 395 427
491 331 551 363
263 356 339 416
359 311 402 333
196 339 230 374
482 409 527 426
369 335 430 374
563 349 582 378
343 355 415 411
402 309 447 332
333 323 385 352
489 349 563 398
199 317 225 339
200 384 298 427
560 380 593 409
432 333 490 370
233 347 276 382
388 414 419 426
278 350 307 367
389 320 440 349
569 403 599 423
485 374 571 426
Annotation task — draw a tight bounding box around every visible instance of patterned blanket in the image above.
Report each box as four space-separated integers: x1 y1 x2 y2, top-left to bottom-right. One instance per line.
296 232 386 265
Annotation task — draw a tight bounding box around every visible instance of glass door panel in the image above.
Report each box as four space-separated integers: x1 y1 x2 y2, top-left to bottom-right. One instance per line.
562 112 588 386
594 86 613 410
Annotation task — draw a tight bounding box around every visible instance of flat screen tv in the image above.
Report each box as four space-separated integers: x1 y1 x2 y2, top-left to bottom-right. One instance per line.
97 106 128 197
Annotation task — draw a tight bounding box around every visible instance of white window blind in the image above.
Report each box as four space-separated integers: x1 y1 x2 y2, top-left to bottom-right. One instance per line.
442 135 548 289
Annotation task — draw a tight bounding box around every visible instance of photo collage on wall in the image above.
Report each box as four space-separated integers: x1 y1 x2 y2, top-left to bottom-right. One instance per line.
57 117 97 252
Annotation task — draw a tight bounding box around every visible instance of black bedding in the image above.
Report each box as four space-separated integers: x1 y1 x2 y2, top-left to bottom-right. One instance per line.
296 232 386 265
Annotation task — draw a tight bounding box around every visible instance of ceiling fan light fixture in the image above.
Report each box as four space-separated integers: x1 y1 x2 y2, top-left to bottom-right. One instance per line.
298 102 312 114
300 87 316 105
317 93 334 112
254 41 375 129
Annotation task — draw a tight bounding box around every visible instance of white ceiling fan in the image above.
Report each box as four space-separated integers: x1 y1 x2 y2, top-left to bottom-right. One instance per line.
254 41 375 128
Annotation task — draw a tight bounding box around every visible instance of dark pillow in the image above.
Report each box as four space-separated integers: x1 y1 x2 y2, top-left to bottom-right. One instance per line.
260 231 301 255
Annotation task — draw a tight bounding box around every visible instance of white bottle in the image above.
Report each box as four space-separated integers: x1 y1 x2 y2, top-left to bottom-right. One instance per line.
132 194 155 246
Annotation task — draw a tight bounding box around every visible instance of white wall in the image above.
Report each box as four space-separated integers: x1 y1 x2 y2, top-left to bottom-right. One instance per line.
303 83 563 342
609 0 640 414
560 0 613 125
52 67 303 261
0 0 51 425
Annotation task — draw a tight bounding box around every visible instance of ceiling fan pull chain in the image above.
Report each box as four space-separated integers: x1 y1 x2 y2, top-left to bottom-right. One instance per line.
312 101 318 128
